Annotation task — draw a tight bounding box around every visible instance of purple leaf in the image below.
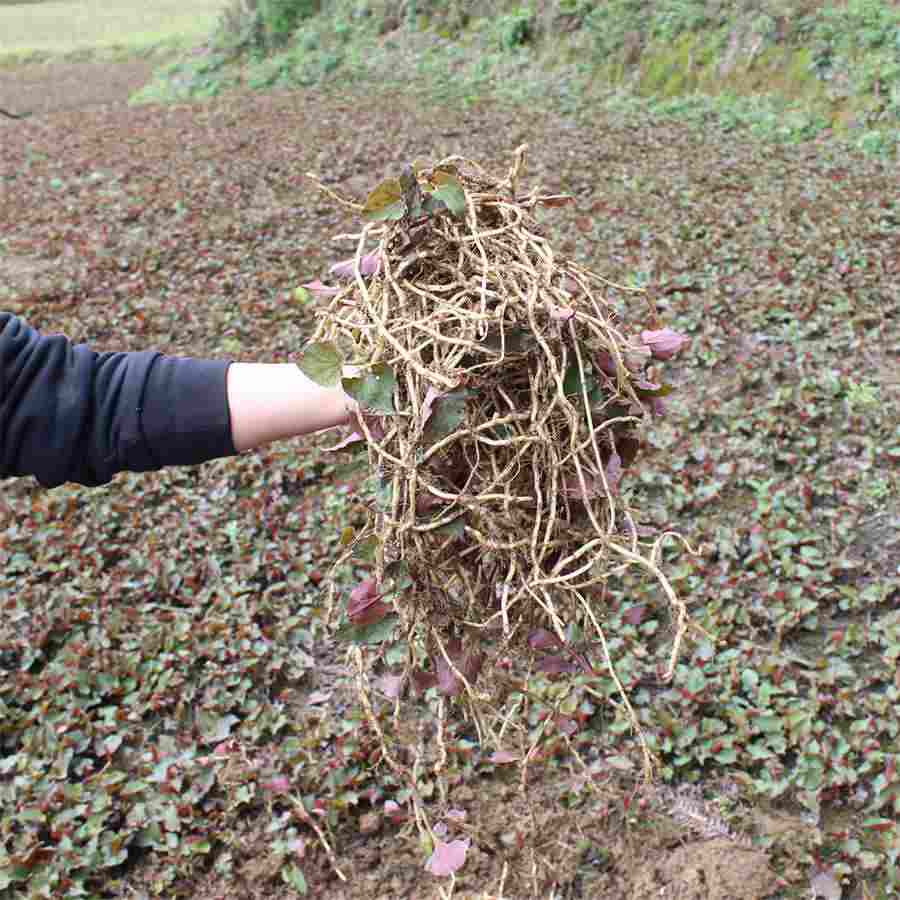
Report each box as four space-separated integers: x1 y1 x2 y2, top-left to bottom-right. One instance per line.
595 351 618 376
347 578 386 623
350 600 390 626
490 750 518 764
623 604 646 626
421 385 443 428
562 473 601 500
623 344 652 371
426 838 470 877
528 629 563 651
415 492 446 514
809 866 841 900
329 249 382 279
384 800 407 824
561 275 582 293
605 447 622 495
411 669 439 694
349 409 385 442
301 279 341 297
555 715 578 736
549 305 575 322
622 520 656 538
435 653 461 696
348 578 378 607
376 673 405 699
462 650 484 683
263 776 291 795
640 328 688 360
535 655 579 675
434 639 482 696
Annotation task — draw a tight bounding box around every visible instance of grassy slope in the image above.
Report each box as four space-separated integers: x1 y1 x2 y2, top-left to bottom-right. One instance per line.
0 0 223 61
0 1 899 898
126 0 900 157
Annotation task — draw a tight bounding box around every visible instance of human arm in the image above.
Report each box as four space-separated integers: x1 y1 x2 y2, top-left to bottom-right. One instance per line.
0 312 350 487
226 362 350 452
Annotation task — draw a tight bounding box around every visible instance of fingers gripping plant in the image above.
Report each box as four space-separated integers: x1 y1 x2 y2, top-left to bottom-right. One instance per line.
299 146 697 786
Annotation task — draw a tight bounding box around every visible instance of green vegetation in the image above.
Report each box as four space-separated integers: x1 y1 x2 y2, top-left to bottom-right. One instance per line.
1 1 899 897
0 0 225 63
130 0 900 157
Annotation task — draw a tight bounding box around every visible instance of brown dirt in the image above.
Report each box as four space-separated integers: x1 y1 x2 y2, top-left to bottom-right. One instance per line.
181 767 777 900
0 59 159 117
0 255 58 288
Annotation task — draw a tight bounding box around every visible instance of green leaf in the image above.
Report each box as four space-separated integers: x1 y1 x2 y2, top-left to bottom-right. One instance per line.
375 476 393 513
332 455 369 480
634 380 675 400
335 614 399 644
756 715 783 734
384 559 413 591
17 809 45 823
0 867 29 888
435 516 466 539
343 363 397 414
746 741 774 760
430 171 466 217
798 755 825 790
483 328 532 354
352 536 378 562
198 712 239 744
362 178 406 221
293 286 310 304
400 165 425 219
423 390 471 442
741 669 759 694
563 361 597 397
186 839 212 856
421 193 449 217
714 746 737 764
281 863 308 894
298 342 343 387
684 669 707 695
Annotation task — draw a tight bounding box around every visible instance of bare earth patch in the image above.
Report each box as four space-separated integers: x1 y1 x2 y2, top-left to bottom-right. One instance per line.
0 254 57 289
0 59 159 116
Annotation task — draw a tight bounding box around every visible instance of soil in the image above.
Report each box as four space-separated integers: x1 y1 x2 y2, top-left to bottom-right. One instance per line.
184 795 778 900
0 59 159 117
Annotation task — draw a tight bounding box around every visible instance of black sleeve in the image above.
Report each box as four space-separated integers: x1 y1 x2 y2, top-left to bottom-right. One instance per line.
0 312 238 488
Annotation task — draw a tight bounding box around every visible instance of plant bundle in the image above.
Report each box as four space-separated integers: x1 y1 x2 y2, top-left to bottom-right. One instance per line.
301 146 693 773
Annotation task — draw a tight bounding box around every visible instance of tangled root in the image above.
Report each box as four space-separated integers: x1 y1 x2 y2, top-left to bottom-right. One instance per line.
308 146 697 779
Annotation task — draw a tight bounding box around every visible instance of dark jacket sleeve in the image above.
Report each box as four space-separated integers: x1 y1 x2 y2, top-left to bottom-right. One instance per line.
0 312 238 488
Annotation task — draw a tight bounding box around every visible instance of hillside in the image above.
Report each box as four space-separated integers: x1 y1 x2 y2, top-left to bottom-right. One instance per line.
125 0 900 158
